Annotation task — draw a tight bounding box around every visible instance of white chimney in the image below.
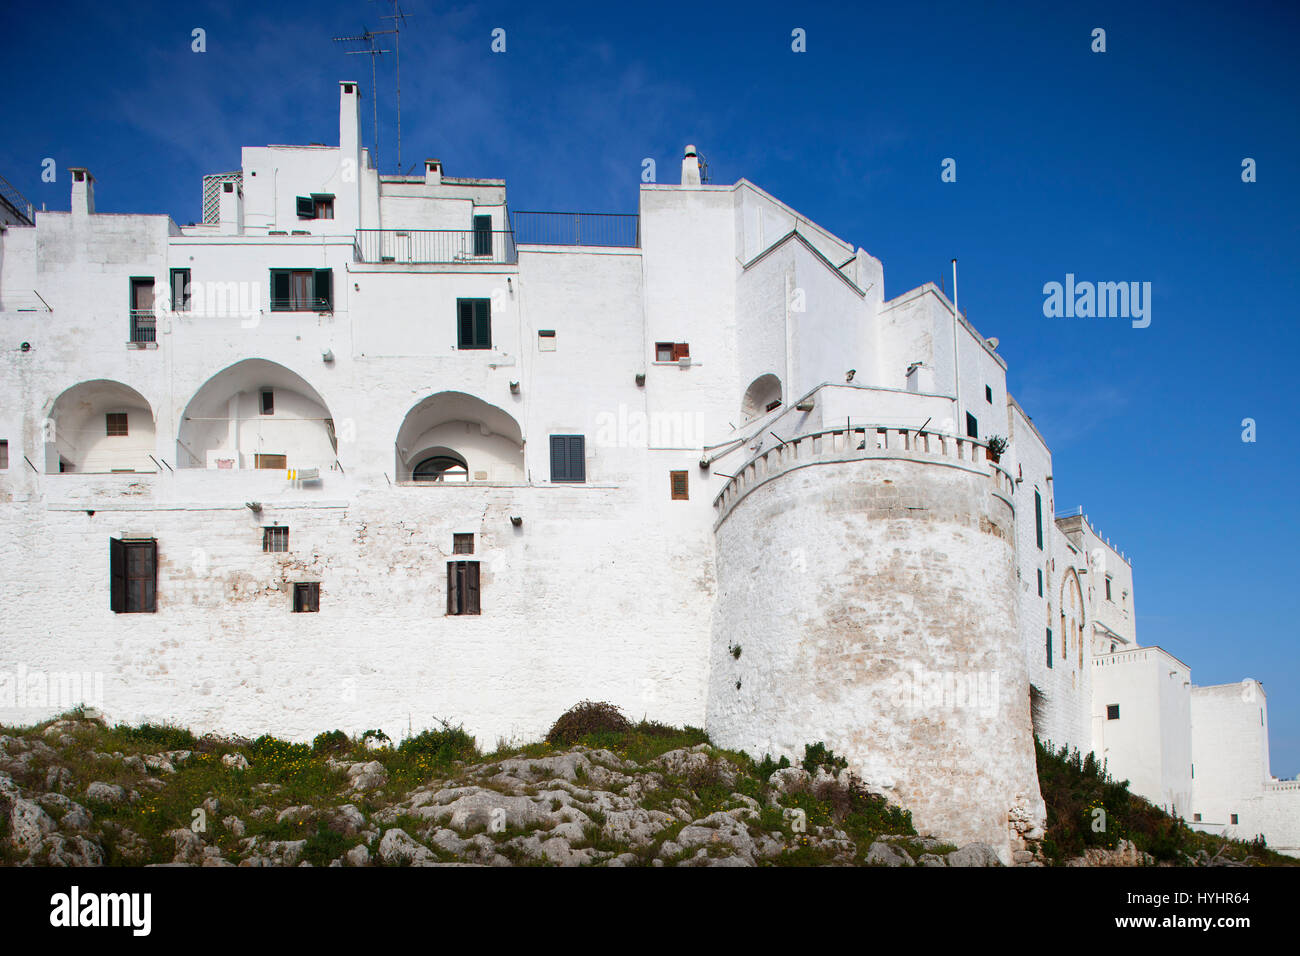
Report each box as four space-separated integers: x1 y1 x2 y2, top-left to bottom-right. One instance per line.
69 167 95 216
338 81 362 226
425 158 442 186
681 145 701 187
906 363 936 393
218 180 243 235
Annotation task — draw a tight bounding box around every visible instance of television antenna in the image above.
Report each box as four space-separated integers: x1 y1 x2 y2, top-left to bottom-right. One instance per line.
332 3 410 173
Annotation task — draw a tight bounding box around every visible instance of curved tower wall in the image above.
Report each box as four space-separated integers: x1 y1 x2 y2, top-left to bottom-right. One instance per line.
707 427 1045 860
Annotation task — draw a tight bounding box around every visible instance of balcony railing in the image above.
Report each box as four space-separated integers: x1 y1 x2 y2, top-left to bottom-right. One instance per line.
129 309 156 343
354 229 518 265
511 211 640 248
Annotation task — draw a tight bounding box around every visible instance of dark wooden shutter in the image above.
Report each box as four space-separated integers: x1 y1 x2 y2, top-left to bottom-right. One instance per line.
474 215 492 256
447 562 458 614
110 538 126 613
672 343 690 360
466 562 480 614
271 271 290 311
296 196 315 218
458 300 474 348
313 270 332 310
966 412 978 438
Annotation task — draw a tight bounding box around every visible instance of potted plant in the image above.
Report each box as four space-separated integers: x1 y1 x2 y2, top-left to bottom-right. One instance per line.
986 435 1008 464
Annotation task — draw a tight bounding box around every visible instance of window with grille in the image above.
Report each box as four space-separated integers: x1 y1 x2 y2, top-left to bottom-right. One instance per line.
453 533 474 554
293 582 320 612
655 342 689 362
270 269 332 311
106 413 128 437
670 470 688 500
263 526 289 552
1107 704 1120 720
110 538 157 613
447 561 480 615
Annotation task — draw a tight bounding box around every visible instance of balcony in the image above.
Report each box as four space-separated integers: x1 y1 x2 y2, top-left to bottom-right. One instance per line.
511 211 639 248
129 309 156 343
354 229 518 265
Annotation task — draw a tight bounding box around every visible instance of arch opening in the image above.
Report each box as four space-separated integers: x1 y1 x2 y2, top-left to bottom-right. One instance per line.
176 359 336 470
395 392 523 483
46 380 157 474
741 373 782 422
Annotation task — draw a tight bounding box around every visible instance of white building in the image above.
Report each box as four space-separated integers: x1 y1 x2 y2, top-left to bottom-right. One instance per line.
0 81 1294 860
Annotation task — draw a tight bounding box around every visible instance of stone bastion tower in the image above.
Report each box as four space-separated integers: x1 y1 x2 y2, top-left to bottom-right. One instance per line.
706 424 1045 863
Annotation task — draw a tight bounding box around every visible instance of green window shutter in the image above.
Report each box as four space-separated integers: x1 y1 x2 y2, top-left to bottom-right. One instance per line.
296 196 315 218
313 270 332 310
475 299 491 348
568 436 585 482
271 271 290 311
1046 628 1053 668
1035 491 1044 549
458 299 474 348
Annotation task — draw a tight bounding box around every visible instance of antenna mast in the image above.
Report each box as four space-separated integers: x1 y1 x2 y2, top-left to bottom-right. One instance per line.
378 1 409 174
332 28 390 169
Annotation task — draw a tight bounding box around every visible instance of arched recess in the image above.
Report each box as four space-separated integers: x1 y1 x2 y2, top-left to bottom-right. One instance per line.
741 373 782 422
1059 568 1085 671
395 392 524 482
46 380 157 474
176 359 337 470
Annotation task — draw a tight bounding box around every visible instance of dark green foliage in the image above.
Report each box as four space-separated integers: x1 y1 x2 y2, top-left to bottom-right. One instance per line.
113 722 198 751
801 742 847 775
397 720 478 766
545 701 633 746
302 822 349 867
311 730 350 755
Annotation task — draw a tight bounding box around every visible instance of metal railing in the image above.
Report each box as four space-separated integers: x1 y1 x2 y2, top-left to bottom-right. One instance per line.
269 296 333 312
354 229 518 264
511 211 639 248
129 309 156 343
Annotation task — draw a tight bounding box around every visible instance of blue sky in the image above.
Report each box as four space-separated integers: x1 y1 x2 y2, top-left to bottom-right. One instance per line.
3 0 1298 774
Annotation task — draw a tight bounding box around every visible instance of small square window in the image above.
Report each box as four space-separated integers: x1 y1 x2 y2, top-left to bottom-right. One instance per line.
106 413 128 437
453 533 474 555
538 330 557 352
1193 813 1201 822
263 526 289 552
457 298 492 350
765 400 782 412
0 439 8 470
261 390 274 415
293 582 320 612
1107 704 1120 720
670 470 689 500
655 342 674 362
1230 813 1239 825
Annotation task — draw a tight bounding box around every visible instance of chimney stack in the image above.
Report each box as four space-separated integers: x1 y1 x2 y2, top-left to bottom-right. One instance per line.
681 145 701 187
69 167 95 216
425 158 442 186
218 180 243 235
338 81 362 226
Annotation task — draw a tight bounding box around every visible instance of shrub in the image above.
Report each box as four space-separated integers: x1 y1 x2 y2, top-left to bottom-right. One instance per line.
545 701 632 746
312 730 350 755
302 822 350 867
398 720 478 766
801 742 847 775
116 722 198 751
